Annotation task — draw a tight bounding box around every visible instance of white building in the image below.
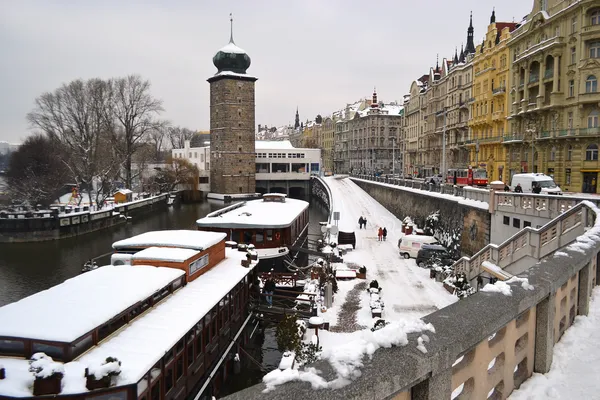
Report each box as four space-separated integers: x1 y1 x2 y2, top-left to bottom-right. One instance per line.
172 140 320 197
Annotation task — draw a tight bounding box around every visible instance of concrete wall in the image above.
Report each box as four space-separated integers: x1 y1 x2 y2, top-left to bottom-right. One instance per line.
351 178 490 256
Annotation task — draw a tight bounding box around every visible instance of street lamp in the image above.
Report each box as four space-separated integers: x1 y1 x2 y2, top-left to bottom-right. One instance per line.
391 137 396 176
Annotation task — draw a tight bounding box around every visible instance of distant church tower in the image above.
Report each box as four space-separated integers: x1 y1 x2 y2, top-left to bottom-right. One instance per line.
207 15 257 198
294 107 300 129
465 12 476 55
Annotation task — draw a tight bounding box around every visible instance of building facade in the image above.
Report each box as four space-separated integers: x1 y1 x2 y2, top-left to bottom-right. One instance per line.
333 99 370 174
208 25 257 197
506 0 600 193
469 11 517 182
404 76 428 176
321 117 335 174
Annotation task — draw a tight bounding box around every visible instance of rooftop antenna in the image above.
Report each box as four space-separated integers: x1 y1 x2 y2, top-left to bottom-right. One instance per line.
229 13 234 44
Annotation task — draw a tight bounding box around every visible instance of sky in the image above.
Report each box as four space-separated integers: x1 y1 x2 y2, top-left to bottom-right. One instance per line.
0 0 533 144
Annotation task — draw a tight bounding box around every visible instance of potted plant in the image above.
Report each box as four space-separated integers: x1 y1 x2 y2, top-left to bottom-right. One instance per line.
29 353 64 396
86 357 122 390
357 266 367 279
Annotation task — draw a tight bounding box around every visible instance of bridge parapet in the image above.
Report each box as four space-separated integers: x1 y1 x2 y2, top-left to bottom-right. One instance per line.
224 201 600 400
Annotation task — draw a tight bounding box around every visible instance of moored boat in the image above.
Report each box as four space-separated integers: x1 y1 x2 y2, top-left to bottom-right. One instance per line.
196 193 310 273
0 230 259 400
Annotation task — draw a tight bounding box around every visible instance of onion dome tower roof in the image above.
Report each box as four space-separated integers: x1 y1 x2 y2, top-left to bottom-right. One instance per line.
212 14 251 74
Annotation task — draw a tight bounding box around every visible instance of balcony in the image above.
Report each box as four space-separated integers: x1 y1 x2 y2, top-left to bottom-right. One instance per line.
467 97 475 104
580 91 600 104
582 24 600 38
527 128 600 140
519 79 525 88
492 111 504 121
492 87 506 96
503 135 524 143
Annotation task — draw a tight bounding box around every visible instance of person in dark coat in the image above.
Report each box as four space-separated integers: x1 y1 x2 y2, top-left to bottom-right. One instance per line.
514 183 523 193
263 275 276 307
382 227 388 241
363 216 368 228
532 182 542 194
358 216 364 229
504 184 510 192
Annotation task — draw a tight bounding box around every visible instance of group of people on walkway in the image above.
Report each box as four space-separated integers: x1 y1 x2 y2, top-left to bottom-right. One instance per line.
377 227 387 241
358 215 368 229
504 183 539 193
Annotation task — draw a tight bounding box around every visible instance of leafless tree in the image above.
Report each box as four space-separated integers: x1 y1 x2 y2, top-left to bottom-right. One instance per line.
108 75 164 188
168 126 196 149
27 78 113 206
147 121 170 161
150 157 198 192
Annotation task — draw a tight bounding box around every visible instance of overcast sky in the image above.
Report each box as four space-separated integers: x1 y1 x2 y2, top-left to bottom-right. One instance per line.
0 0 533 143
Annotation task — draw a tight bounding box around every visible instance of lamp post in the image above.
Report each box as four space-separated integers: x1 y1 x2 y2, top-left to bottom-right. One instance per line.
392 137 396 176
442 108 447 182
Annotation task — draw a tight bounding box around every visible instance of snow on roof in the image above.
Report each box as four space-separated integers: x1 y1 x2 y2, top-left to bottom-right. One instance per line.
132 247 200 263
0 266 184 343
115 189 133 195
197 197 309 229
112 230 227 251
212 70 257 80
256 140 295 150
215 41 247 55
0 249 258 397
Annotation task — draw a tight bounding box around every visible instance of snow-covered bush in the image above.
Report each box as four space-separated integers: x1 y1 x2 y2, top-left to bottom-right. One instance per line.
444 273 475 299
276 315 302 353
424 210 440 236
29 353 64 379
297 342 322 364
371 318 389 332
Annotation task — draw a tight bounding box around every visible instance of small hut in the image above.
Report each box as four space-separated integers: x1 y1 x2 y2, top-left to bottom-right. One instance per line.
113 189 133 204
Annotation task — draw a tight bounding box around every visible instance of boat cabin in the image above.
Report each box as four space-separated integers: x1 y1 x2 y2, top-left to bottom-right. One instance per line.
196 194 309 249
0 232 259 400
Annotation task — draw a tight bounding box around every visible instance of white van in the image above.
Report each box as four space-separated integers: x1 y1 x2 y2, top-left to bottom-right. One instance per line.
398 235 440 259
510 173 562 194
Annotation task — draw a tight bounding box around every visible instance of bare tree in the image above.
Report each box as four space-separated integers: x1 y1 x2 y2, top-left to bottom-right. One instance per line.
6 134 68 207
168 126 196 149
108 75 163 188
151 157 198 193
147 122 170 161
27 78 113 206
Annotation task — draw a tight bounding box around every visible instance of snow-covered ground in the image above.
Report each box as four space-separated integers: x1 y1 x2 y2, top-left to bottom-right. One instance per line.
509 286 600 400
262 177 458 391
322 176 457 328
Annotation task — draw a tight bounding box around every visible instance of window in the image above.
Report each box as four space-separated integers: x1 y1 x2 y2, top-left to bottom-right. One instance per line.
550 147 556 161
266 229 273 241
503 216 510 225
513 218 521 229
0 339 25 356
586 75 598 93
586 144 598 161
524 221 532 228
165 366 174 393
571 47 577 64
567 145 573 160
589 110 599 128
256 231 264 243
590 41 600 58
566 168 572 185
569 80 575 97
199 176 209 184
568 113 574 129
592 10 600 25
572 16 577 34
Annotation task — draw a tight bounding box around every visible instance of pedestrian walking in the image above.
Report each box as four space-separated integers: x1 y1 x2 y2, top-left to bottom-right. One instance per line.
363 216 367 228
377 227 383 241
358 216 364 229
382 227 387 241
263 274 276 307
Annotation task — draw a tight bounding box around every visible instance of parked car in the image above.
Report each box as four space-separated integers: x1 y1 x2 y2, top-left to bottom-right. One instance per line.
510 173 562 194
415 244 456 268
425 174 444 185
398 235 439 259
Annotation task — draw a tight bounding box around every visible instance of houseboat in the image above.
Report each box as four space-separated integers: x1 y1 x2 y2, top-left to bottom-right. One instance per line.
196 193 310 273
0 230 259 400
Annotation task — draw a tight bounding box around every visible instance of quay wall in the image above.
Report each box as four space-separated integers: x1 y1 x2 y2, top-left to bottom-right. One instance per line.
223 202 600 400
350 178 490 257
0 194 168 243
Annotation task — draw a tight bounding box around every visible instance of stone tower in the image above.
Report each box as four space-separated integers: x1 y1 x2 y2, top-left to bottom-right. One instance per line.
207 16 257 198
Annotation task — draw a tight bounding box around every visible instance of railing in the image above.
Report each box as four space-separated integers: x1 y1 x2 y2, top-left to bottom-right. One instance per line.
349 174 490 205
534 127 600 139
492 87 506 95
223 202 600 400
544 69 554 79
454 200 591 281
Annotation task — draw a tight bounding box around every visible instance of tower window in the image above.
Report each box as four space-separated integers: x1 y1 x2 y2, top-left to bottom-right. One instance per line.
238 123 242 127
238 146 242 152
239 187 243 192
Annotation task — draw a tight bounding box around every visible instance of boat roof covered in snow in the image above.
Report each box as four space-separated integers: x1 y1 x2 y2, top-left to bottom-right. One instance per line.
112 230 227 251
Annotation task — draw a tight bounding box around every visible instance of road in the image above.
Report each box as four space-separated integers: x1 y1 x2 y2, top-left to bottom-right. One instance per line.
324 176 456 326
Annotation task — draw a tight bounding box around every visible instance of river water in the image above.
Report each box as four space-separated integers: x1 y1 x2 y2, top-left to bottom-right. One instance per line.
0 198 328 380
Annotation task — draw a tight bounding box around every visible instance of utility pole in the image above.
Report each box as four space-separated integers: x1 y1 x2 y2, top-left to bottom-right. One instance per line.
392 137 396 176
442 108 447 181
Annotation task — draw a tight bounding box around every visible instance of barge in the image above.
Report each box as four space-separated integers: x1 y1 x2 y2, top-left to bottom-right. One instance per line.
196 193 309 273
0 230 259 400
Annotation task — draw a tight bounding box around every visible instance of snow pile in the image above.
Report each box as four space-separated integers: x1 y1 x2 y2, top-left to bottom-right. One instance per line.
28 353 64 379
278 352 296 370
481 277 534 296
509 287 600 399
262 319 435 392
416 334 429 354
553 251 570 258
87 358 121 380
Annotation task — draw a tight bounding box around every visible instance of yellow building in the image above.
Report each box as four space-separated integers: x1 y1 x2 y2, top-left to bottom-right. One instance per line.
469 10 518 182
505 0 600 193
321 117 335 174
